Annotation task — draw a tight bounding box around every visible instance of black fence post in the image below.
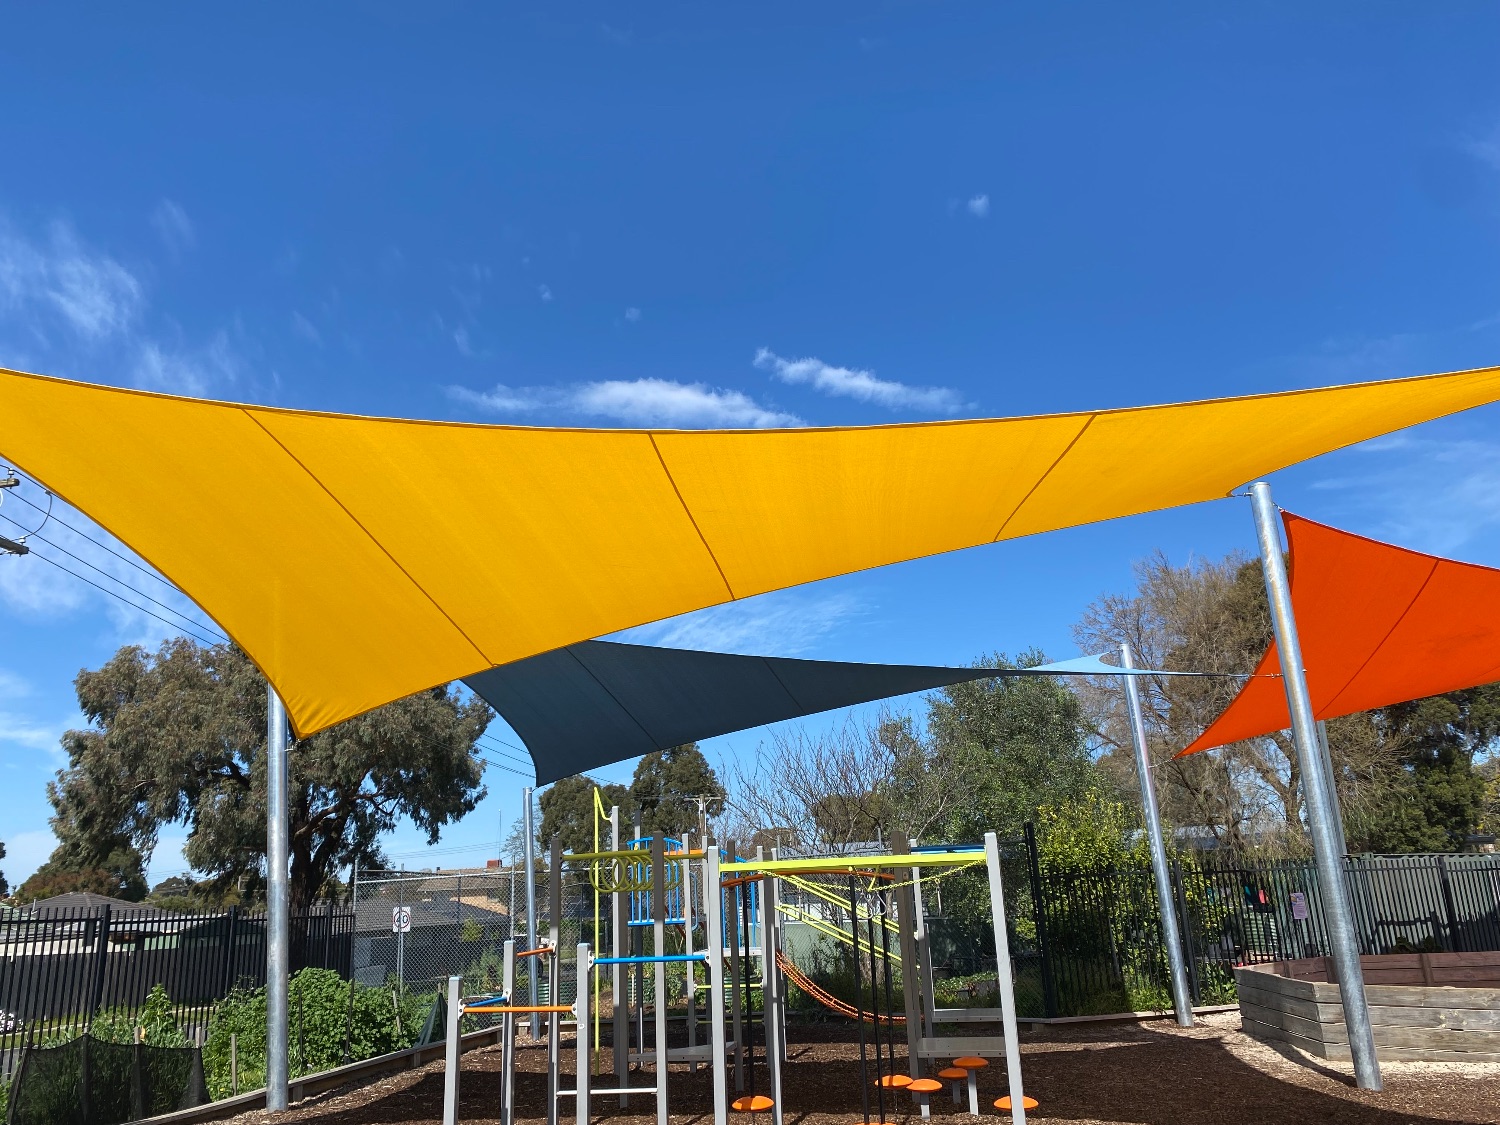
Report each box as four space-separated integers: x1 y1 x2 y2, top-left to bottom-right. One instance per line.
87 905 113 1028
1022 823 1057 1018
1436 857 1463 954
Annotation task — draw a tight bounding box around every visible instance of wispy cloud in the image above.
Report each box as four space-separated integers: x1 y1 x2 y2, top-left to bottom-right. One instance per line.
0 707 79 755
537 284 554 302
966 194 990 218
290 311 323 346
617 588 867 655
1309 432 1500 556
624 307 641 323
0 219 143 342
0 212 246 400
133 330 241 396
151 200 195 258
449 378 802 428
753 347 964 413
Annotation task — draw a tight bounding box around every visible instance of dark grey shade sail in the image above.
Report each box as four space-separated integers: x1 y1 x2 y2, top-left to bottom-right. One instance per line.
463 643 1198 786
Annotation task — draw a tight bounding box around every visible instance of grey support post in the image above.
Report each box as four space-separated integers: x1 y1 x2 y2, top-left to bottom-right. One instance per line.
576 943 591 1125
756 851 784 1125
265 686 290 1112
891 833 925 1074
1250 481 1381 1090
548 836 563 1125
611 807 628 1107
524 786 539 1039
442 974 462 1125
704 846 729 1125
502 940 516 1125
651 836 669 1125
726 839 744 1093
983 832 1027 1125
1120 642 1194 1028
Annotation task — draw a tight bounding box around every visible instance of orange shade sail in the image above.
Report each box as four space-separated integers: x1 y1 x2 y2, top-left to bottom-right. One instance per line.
1178 513 1500 756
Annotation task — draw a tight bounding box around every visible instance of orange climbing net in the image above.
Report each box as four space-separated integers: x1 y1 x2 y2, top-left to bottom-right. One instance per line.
775 952 905 1024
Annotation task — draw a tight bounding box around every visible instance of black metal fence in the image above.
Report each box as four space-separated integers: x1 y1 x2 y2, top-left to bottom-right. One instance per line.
1015 843 1500 1018
0 905 352 1077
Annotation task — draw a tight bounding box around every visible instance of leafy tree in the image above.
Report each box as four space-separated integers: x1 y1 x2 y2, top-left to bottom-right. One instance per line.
41 638 491 911
540 775 632 853
629 744 724 839
15 856 147 904
926 651 1100 845
1352 686 1499 852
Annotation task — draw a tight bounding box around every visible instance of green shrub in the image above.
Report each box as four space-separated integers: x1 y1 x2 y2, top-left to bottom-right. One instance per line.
202 969 434 1099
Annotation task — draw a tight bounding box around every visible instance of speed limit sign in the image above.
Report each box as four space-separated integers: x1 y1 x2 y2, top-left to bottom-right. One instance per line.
392 906 412 933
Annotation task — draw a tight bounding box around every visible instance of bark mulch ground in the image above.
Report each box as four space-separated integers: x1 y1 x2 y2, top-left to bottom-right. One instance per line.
223 1013 1500 1125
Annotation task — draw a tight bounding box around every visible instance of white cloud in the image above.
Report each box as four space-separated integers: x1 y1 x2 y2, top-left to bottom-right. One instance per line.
0 707 79 755
538 284 554 302
132 330 241 396
0 219 143 341
618 589 866 655
291 311 323 346
151 199 195 257
966 194 990 218
1309 433 1500 556
453 326 475 357
448 378 803 428
625 307 641 322
753 347 964 413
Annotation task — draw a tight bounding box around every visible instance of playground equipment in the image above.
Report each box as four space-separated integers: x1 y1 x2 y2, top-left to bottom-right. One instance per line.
437 821 1033 1125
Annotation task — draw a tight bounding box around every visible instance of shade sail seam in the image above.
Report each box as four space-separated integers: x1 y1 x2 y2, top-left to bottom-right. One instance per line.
564 645 666 748
758 657 809 712
1319 557 1438 718
242 410 491 666
992 414 1096 541
648 433 736 600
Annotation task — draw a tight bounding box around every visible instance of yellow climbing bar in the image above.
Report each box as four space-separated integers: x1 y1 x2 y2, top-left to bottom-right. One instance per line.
722 851 980 875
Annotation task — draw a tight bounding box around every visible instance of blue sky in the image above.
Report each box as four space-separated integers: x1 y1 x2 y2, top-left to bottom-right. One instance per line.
3 4 1500 889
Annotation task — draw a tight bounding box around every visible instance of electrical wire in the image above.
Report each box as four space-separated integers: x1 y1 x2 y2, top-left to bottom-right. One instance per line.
0 511 229 642
3 478 184 593
21 549 225 647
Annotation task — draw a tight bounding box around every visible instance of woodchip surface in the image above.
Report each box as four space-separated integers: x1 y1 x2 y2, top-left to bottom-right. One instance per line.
220 1012 1500 1125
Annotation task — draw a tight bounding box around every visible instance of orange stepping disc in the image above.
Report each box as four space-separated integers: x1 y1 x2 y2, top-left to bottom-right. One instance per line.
877 1074 913 1088
954 1056 988 1069
907 1079 943 1094
994 1096 1039 1112
732 1095 775 1113
937 1067 968 1080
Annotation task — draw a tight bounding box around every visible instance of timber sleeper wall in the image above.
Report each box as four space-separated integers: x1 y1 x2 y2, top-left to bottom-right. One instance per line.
1236 952 1500 1062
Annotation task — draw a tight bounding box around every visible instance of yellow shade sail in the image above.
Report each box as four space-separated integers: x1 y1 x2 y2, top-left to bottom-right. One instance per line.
2 363 1498 736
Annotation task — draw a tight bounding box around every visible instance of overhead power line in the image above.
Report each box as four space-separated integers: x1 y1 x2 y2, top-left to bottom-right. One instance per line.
22 549 226 647
0 511 228 642
3 479 185 594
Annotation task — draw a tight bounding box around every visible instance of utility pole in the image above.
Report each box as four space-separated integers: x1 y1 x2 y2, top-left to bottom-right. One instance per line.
266 687 290 1111
1119 643 1193 1027
1249 482 1380 1090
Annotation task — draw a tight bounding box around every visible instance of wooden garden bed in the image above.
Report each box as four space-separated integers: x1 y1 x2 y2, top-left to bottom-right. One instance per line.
1236 951 1500 1062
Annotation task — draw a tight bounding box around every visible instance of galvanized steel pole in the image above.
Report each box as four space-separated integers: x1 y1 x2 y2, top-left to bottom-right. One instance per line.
1250 482 1381 1090
1119 643 1194 1028
266 686 291 1111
